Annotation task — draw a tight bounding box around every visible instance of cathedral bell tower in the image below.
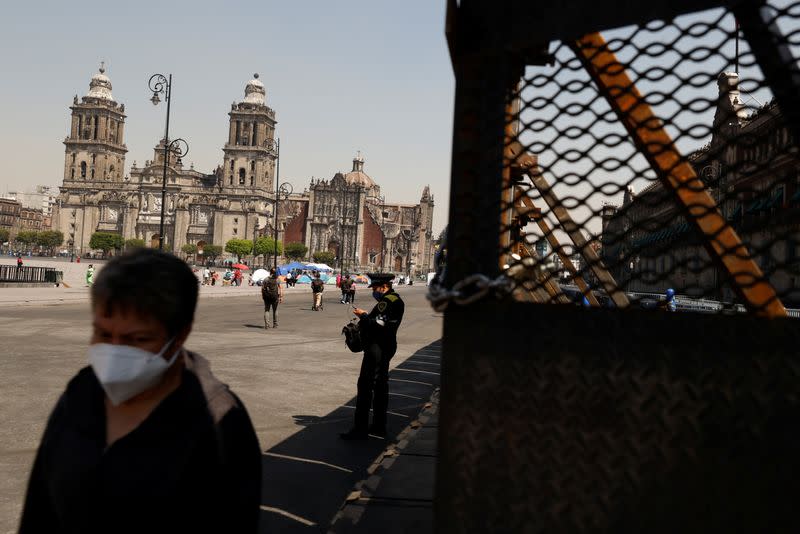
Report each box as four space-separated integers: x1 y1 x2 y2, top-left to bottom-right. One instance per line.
63 63 127 184
222 74 278 192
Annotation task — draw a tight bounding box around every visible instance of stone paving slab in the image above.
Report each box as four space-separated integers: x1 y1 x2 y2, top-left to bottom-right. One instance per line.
399 427 438 456
328 376 440 534
330 501 433 534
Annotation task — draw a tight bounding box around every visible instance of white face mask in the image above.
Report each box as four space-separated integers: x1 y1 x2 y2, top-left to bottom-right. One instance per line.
88 338 181 406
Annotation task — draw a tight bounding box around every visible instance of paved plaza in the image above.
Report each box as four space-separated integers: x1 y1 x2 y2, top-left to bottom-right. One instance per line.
0 283 442 533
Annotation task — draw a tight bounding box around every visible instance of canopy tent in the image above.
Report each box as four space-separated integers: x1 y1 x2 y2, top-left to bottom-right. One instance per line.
277 261 307 276
251 269 269 283
305 262 334 272
325 276 338 285
296 274 313 284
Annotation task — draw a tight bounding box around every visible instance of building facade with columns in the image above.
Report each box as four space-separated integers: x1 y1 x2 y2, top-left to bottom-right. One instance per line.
53 68 282 256
53 66 436 273
282 155 436 275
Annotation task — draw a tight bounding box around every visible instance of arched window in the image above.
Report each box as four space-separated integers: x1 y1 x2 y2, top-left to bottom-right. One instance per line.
91 168 95 179
250 161 255 172
70 168 75 179
239 168 246 185
230 160 234 171
80 162 87 178
250 176 254 186
229 175 234 185
109 165 115 180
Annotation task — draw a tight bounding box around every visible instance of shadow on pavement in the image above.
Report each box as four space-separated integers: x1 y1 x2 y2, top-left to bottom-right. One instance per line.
259 339 442 532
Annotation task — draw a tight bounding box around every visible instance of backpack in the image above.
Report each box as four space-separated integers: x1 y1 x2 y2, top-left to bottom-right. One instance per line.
341 320 363 352
262 278 279 300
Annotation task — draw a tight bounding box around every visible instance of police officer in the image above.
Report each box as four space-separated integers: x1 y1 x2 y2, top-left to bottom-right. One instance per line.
340 273 405 440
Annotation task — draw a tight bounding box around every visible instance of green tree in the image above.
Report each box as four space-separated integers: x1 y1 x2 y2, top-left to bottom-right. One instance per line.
284 242 308 261
253 236 282 263
36 230 64 255
312 250 335 265
125 238 146 250
181 243 197 256
14 230 39 250
225 239 253 261
203 244 222 260
89 232 124 256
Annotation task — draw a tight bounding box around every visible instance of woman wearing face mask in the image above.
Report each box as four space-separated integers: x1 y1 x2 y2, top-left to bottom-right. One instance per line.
19 248 261 533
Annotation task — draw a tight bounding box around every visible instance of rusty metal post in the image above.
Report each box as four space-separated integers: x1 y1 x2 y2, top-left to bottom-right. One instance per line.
507 141 630 307
515 190 600 306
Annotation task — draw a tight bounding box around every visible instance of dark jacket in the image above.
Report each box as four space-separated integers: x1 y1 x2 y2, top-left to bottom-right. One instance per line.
359 289 404 351
19 352 262 534
311 278 324 293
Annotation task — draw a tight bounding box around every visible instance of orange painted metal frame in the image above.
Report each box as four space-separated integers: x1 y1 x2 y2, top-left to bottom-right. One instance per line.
572 32 786 318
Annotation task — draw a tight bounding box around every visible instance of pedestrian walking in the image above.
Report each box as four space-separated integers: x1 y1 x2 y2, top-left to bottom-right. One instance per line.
285 271 292 289
16 254 23 269
340 273 405 440
203 267 210 285
340 273 348 303
311 271 324 311
348 276 356 304
341 274 354 304
86 264 94 286
18 248 261 533
262 268 283 329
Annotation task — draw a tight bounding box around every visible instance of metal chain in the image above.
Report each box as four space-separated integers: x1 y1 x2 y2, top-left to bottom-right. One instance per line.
427 273 511 312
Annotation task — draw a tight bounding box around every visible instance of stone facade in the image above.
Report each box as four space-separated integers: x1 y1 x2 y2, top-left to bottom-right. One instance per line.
600 71 800 306
53 66 437 273
283 155 436 275
54 68 285 257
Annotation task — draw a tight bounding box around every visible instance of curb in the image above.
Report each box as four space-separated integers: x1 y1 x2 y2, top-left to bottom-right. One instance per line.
327 387 440 532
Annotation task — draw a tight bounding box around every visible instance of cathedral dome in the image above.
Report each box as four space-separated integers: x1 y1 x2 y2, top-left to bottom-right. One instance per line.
86 63 114 101
344 153 376 188
243 73 266 105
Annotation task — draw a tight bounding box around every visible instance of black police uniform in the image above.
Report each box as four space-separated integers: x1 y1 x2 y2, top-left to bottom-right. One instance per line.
343 275 404 438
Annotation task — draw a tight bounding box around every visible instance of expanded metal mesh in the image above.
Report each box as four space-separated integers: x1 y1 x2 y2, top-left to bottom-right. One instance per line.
501 1 800 315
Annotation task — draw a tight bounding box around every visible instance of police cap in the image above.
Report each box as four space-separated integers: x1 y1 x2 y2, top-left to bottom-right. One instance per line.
367 272 395 288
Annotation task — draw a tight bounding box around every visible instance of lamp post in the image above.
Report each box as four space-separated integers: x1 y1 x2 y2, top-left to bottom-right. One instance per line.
377 194 386 271
148 73 189 251
253 219 259 266
264 138 286 269
273 182 292 269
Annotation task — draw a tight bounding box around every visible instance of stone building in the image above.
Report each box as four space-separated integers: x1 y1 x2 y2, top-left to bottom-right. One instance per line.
282 154 436 275
6 185 57 223
53 66 437 273
600 71 800 306
53 68 280 256
0 199 21 234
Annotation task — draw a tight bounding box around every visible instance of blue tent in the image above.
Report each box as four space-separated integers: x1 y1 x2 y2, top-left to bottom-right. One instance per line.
277 261 307 275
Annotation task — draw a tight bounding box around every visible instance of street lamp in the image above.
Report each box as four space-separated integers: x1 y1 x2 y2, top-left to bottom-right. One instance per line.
148 73 189 251
376 194 386 271
274 182 292 269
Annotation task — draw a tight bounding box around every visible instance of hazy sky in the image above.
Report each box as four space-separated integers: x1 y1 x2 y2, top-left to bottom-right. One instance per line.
0 0 454 234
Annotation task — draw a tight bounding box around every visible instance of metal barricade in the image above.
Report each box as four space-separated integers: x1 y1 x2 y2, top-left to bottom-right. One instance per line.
0 265 59 284
435 0 800 531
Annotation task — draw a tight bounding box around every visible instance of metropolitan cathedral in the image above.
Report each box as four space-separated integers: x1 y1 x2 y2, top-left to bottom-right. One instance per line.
53 66 436 275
